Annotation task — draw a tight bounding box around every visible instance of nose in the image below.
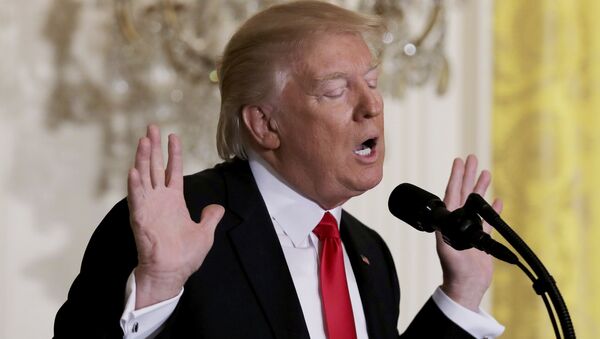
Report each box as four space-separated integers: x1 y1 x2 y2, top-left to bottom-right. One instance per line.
354 83 382 120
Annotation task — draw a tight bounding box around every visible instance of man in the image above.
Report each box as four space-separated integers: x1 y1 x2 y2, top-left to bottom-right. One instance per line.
55 1 504 338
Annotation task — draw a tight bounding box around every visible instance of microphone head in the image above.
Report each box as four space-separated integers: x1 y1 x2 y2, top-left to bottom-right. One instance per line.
388 183 446 232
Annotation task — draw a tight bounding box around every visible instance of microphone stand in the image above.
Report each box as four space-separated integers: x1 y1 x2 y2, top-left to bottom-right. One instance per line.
464 193 576 339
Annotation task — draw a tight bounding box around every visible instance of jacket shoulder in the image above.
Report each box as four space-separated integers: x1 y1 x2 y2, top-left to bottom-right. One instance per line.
181 159 251 221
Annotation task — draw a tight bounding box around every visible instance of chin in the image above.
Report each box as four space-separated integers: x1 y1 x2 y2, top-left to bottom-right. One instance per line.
350 168 383 195
364 174 383 191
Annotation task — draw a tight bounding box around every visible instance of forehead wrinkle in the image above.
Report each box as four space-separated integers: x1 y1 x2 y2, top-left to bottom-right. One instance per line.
290 37 377 91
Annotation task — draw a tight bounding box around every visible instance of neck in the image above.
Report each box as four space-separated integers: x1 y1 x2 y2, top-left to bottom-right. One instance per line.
248 150 350 210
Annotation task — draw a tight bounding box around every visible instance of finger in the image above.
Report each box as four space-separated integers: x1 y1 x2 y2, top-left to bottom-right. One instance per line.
135 137 152 189
166 134 184 190
127 168 144 212
444 158 465 210
492 198 504 213
472 169 491 196
460 154 478 203
147 124 165 188
198 204 225 238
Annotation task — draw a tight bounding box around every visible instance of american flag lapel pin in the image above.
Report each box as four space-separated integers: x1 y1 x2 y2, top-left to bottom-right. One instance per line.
361 254 370 265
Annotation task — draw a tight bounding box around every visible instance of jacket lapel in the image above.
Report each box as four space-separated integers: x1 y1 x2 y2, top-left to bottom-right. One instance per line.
341 210 393 339
223 160 310 339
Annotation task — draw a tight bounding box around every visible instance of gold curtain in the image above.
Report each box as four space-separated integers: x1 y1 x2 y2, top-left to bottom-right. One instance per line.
493 0 600 338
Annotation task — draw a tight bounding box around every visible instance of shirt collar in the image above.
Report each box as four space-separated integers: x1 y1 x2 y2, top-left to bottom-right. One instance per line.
248 152 342 247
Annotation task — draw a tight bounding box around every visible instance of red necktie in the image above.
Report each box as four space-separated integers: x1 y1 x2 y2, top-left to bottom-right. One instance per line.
313 212 358 339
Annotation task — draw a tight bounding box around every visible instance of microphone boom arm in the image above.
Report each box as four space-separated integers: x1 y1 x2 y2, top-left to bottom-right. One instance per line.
464 193 576 339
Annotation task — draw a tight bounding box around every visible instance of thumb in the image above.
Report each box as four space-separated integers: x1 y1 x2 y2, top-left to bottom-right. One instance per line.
198 204 225 235
492 198 504 214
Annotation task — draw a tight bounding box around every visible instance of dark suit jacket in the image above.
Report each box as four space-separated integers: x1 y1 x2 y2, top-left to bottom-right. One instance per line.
54 159 473 339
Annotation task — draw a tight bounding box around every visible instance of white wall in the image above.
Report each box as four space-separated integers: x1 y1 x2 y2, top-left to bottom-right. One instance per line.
0 0 493 337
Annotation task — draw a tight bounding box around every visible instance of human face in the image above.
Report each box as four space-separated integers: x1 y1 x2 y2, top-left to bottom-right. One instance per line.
269 33 384 209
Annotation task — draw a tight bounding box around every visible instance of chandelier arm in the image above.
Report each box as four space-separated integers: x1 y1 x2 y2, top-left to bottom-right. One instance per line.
413 1 442 47
115 0 141 43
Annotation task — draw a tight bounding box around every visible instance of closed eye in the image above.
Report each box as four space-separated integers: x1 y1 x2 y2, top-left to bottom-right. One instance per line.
323 88 345 98
365 66 379 89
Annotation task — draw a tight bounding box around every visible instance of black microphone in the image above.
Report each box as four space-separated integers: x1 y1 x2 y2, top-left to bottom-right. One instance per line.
388 183 518 264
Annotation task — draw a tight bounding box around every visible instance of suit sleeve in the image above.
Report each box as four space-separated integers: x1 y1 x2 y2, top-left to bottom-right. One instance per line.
54 199 137 339
400 298 475 339
371 229 475 339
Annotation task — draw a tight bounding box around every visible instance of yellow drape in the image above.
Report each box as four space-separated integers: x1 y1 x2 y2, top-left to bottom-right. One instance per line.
493 0 600 338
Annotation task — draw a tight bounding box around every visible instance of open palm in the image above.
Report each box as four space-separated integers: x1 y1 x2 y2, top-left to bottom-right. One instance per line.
127 124 224 308
437 155 503 311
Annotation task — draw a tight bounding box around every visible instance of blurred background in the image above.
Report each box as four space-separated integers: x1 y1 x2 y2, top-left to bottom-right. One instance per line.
0 0 598 338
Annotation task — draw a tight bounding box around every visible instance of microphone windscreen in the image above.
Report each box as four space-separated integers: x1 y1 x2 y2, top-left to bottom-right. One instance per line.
388 183 444 232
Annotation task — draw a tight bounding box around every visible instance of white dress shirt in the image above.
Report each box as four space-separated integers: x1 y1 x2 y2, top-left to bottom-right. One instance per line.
120 154 505 338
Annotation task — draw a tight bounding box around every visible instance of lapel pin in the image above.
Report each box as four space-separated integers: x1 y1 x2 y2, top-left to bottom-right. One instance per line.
361 254 370 265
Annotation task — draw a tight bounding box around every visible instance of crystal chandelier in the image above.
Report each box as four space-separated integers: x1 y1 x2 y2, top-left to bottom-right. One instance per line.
115 0 449 95
44 0 449 193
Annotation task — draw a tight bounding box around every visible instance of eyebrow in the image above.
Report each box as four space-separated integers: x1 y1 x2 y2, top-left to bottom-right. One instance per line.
314 72 347 82
313 64 380 82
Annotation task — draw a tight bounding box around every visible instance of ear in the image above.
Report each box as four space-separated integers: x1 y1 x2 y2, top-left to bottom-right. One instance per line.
242 104 281 150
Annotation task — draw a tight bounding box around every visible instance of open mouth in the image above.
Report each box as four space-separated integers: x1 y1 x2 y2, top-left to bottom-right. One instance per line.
353 138 377 156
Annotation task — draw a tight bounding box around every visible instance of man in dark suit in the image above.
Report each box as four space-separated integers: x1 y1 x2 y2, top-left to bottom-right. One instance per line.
55 2 504 338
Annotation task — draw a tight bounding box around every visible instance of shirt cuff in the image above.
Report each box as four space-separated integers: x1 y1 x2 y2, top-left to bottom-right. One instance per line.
432 287 505 339
120 270 184 339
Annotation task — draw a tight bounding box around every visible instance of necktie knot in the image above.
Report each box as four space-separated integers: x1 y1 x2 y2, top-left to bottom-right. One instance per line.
313 212 340 240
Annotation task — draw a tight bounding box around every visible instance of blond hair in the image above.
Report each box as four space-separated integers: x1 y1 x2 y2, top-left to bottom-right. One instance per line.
216 1 385 160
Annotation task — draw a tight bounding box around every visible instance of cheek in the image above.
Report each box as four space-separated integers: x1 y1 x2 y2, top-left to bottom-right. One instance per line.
279 103 355 154
280 120 328 160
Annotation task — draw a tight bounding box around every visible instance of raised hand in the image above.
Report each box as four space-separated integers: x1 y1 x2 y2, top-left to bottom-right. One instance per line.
127 124 224 309
437 154 503 311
